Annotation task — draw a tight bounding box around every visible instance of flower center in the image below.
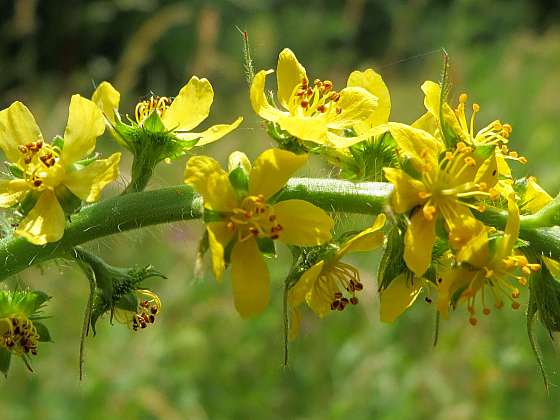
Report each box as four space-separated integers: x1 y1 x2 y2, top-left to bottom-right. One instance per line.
455 93 512 146
416 142 499 221
131 289 162 331
461 255 540 325
289 78 342 117
134 95 173 125
227 194 283 241
0 315 40 356
17 140 62 190
318 262 363 311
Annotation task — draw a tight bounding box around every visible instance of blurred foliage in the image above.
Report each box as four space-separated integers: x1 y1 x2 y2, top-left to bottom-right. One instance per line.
2 0 560 418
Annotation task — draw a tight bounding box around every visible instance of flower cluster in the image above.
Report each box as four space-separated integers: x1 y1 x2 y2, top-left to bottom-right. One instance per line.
1 44 559 380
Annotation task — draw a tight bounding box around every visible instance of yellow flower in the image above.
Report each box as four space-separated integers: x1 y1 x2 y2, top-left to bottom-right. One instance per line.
113 289 162 332
185 148 334 318
418 81 526 178
436 197 540 323
92 76 243 151
250 48 383 148
287 214 386 339
384 123 499 276
0 96 121 245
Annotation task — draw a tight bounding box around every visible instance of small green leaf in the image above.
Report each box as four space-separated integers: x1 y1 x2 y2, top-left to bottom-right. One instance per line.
0 348 11 378
34 322 53 342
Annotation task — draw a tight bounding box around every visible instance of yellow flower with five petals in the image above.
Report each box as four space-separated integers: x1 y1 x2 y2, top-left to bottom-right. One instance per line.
384 123 499 277
436 197 540 323
250 48 383 148
0 96 121 245
287 214 386 339
185 148 334 318
92 76 243 156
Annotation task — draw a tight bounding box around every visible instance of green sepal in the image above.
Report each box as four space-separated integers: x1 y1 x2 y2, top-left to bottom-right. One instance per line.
229 166 249 198
266 122 307 154
5 162 23 178
0 348 11 378
472 144 495 162
17 191 39 217
531 261 560 333
52 135 64 151
55 185 82 215
142 111 166 133
34 321 53 342
377 222 408 291
257 237 276 257
115 293 139 312
73 153 100 168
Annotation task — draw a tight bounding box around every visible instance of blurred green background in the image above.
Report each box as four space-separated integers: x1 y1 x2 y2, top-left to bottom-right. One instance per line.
2 0 560 418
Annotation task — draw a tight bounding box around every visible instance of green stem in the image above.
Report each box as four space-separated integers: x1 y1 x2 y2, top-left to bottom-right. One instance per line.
122 154 157 194
0 178 558 281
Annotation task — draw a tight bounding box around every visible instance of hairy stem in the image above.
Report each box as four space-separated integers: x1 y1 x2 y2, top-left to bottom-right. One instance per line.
0 178 557 281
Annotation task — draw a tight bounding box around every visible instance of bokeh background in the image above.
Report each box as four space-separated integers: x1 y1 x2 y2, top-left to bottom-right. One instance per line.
2 0 560 418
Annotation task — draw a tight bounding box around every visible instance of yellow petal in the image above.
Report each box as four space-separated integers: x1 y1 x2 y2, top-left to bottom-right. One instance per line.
379 273 422 323
347 68 390 127
290 261 324 309
474 152 498 188
62 153 121 202
249 148 307 199
412 112 439 136
250 69 288 122
501 196 520 256
207 222 234 281
388 122 442 173
304 261 335 317
231 238 270 318
421 81 466 142
276 114 328 144
383 167 426 213
404 210 436 277
276 48 307 110
524 177 552 213
273 199 333 246
16 190 65 245
91 81 121 124
456 228 490 268
288 304 302 341
0 179 31 207
437 266 474 319
326 86 378 130
325 124 389 148
184 156 238 212
497 154 511 177
62 95 105 165
439 202 483 250
337 214 386 257
542 256 560 280
175 117 243 146
0 101 43 162
161 76 214 132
